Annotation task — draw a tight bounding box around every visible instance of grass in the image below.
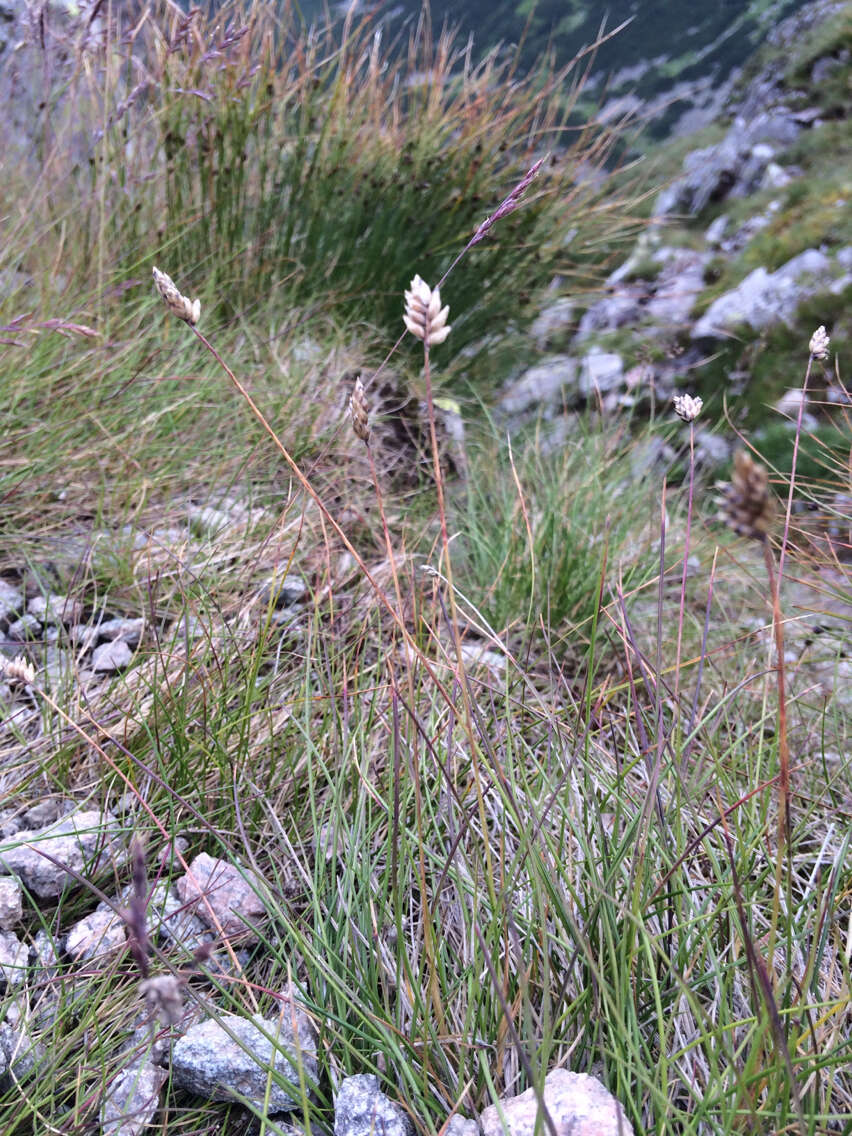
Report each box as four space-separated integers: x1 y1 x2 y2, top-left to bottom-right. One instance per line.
1 2 851 1135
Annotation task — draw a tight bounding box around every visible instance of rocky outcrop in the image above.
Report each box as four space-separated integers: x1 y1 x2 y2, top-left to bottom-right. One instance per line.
693 247 850 340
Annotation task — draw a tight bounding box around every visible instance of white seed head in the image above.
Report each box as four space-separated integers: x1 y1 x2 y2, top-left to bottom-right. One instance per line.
809 325 830 360
673 393 703 423
152 267 201 326
0 654 37 686
404 275 451 348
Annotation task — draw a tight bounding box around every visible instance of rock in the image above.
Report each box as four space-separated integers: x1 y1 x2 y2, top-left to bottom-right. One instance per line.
692 430 732 470
530 298 575 348
0 1020 46 1082
176 853 268 943
169 1009 317 1112
0 579 23 623
96 618 145 647
704 215 729 247
92 638 134 673
27 593 83 625
693 249 834 340
761 162 791 191
575 293 641 340
579 350 624 398
645 249 709 325
7 613 41 641
0 878 22 929
258 573 308 610
65 909 126 962
148 880 211 954
0 810 124 898
445 1116 480 1136
0 930 27 989
654 113 800 218
334 1074 413 1136
480 1069 634 1136
100 1060 168 1136
497 357 579 420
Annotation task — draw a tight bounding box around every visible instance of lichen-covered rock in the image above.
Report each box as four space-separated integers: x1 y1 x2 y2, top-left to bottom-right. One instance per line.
0 930 27 989
27 593 83 625
169 1009 316 1113
177 853 268 942
480 1069 633 1136
334 1074 413 1136
497 357 579 420
0 810 124 898
65 909 126 962
100 1060 167 1136
0 877 22 930
92 638 134 673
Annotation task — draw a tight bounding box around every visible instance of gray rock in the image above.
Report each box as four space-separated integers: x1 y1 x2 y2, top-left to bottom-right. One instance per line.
96 618 145 647
704 215 729 247
92 638 134 673
0 877 22 929
445 1116 480 1136
176 853 268 943
693 430 732 469
100 1060 167 1136
480 1069 634 1136
169 1010 317 1113
497 357 579 419
0 930 27 989
0 1020 45 1082
258 574 308 610
654 113 800 218
0 810 124 898
575 292 641 340
334 1074 413 1136
7 614 41 641
693 249 834 340
761 162 792 191
579 350 624 398
146 880 210 954
27 593 83 625
65 909 126 962
530 298 575 348
0 580 23 623
645 249 709 325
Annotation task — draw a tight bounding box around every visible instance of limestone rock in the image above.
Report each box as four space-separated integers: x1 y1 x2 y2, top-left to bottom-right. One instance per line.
92 638 134 673
0 877 22 929
100 1060 167 1136
0 810 124 898
65 909 126 962
27 593 83 625
169 1009 316 1113
0 930 27 989
497 357 579 420
480 1069 633 1136
693 249 834 340
176 853 268 943
334 1074 413 1136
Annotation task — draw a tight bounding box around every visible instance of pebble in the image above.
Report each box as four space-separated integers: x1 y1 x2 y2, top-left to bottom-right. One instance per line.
0 810 124 898
177 853 268 943
65 909 126 962
92 638 134 673
0 878 23 930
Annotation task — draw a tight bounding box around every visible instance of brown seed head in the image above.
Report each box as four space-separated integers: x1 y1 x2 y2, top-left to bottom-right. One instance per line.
717 450 775 541
349 377 371 443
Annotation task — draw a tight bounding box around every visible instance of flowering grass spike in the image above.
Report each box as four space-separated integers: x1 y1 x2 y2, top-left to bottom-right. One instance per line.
403 275 451 348
152 267 201 326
